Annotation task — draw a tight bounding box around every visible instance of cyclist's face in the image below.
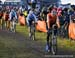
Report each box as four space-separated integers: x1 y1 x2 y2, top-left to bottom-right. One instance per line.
51 10 57 15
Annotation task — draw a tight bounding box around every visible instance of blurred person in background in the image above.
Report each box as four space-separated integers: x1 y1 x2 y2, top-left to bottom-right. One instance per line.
9 8 18 32
26 8 38 39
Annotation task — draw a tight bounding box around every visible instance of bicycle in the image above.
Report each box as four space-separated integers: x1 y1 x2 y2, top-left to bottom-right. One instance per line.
29 21 36 40
46 24 57 55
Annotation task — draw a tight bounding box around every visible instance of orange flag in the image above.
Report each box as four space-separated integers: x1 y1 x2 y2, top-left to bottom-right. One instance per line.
18 15 25 26
68 22 75 40
36 20 47 32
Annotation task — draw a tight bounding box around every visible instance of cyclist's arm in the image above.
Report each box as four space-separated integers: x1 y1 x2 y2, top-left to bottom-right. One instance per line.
26 14 30 25
56 16 60 28
47 14 50 29
33 14 38 23
15 12 17 19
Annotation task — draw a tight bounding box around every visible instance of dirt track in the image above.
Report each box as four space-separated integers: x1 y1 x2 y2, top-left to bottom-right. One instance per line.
0 29 75 58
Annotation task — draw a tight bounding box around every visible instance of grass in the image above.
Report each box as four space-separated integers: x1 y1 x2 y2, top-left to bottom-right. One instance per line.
16 24 75 51
58 37 75 51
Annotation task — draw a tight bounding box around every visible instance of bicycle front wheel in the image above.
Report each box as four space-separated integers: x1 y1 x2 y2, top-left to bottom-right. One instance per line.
51 36 57 55
30 25 35 40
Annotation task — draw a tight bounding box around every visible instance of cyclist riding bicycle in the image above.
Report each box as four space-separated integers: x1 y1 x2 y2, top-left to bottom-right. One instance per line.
26 8 38 40
46 5 58 54
9 9 17 32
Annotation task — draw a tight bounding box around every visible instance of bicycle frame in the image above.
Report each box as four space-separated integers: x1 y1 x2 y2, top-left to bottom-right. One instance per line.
47 24 57 55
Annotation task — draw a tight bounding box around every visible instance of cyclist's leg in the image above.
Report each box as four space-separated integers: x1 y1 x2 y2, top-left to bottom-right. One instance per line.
46 29 51 52
65 21 69 38
5 20 7 30
8 20 11 31
4 20 7 29
14 21 16 32
12 20 15 32
32 21 35 40
10 20 13 31
67 23 69 38
2 18 5 30
28 20 32 38
0 18 1 25
30 21 35 40
63 21 69 38
0 18 1 27
12 20 16 32
29 26 31 37
7 20 9 30
1 18 3 29
53 25 57 36
6 20 9 30
5 21 7 29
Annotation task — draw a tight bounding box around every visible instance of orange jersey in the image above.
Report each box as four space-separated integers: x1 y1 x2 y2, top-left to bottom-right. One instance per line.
47 13 57 27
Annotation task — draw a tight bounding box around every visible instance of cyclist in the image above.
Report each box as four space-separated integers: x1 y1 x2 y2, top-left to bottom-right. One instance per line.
63 8 70 38
9 9 17 32
26 8 38 40
46 5 58 53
